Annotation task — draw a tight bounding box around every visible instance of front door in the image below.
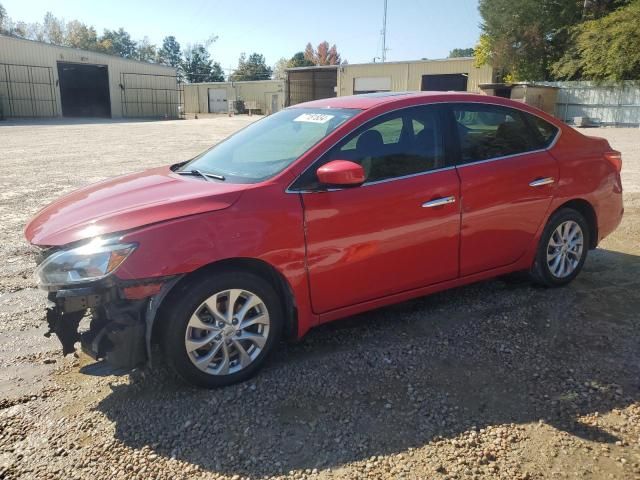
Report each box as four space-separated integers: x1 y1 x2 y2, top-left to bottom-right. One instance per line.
208 88 228 113
449 103 559 276
295 105 461 314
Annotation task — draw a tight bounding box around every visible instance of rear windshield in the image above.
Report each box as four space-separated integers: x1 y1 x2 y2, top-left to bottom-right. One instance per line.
181 108 360 183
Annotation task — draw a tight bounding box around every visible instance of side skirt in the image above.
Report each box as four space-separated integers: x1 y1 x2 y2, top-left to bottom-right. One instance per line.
316 258 534 324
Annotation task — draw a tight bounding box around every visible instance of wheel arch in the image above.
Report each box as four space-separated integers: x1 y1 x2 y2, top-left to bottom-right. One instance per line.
150 257 299 348
551 198 598 249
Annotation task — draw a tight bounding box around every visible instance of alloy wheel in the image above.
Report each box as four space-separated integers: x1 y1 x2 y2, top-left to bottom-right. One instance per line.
184 289 270 375
546 220 584 278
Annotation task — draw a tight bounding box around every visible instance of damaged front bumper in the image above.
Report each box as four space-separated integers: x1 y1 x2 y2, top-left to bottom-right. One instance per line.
44 278 179 371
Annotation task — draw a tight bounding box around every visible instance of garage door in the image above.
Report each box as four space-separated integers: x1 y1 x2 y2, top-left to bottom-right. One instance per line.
421 74 468 92
208 88 228 113
57 62 111 117
353 76 392 95
0 63 57 118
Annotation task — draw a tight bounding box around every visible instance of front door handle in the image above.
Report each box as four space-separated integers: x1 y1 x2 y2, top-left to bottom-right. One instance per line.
422 196 456 208
529 177 555 187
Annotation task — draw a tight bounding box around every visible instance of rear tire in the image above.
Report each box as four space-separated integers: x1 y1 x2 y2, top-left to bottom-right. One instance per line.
530 208 590 287
161 271 283 388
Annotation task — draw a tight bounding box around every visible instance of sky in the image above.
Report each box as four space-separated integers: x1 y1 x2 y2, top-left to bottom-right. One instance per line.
1 0 482 73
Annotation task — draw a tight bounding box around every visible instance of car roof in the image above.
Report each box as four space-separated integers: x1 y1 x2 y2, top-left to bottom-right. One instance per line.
290 91 474 110
291 91 519 111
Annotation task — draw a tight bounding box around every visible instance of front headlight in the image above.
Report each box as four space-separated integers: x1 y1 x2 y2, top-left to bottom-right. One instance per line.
35 237 137 288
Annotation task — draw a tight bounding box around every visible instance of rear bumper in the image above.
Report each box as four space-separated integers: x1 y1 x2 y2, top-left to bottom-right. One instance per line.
596 182 624 244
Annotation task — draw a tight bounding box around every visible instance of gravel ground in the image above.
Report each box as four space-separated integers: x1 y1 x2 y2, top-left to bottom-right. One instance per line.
1 118 639 480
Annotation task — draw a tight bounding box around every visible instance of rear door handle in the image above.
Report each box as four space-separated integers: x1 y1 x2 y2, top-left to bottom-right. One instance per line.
529 177 555 187
422 196 456 208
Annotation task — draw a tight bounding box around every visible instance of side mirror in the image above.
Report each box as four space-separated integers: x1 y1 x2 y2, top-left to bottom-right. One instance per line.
316 160 365 187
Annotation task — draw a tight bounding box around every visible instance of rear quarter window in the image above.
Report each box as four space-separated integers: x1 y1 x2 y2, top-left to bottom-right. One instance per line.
525 113 559 148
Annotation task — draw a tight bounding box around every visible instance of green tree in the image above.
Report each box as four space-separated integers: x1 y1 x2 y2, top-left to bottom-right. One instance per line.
230 52 272 81
273 52 317 80
0 3 26 37
65 20 98 50
552 0 640 81
477 0 629 81
182 44 224 83
158 36 182 67
98 28 137 58
42 12 65 44
11 20 27 37
0 2 8 34
289 51 314 68
272 57 290 80
135 36 156 62
25 21 45 41
448 47 474 58
477 0 580 81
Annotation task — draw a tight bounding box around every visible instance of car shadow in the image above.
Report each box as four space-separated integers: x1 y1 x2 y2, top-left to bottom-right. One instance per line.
95 248 640 476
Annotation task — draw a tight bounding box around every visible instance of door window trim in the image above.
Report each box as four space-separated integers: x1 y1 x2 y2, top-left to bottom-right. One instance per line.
286 100 561 193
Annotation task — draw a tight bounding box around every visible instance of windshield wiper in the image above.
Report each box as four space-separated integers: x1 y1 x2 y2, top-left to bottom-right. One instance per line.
176 169 226 181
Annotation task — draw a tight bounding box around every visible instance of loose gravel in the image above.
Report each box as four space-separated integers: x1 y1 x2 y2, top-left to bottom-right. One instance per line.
1 119 639 480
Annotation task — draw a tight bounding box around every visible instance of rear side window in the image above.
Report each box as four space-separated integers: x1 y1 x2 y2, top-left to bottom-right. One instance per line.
452 104 542 164
525 113 559 148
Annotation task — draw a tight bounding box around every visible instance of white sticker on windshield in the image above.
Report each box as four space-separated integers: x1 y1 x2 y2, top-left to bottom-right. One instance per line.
293 113 334 124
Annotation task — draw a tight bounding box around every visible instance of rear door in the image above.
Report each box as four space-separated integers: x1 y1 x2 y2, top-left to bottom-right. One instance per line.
448 103 559 276
291 105 461 314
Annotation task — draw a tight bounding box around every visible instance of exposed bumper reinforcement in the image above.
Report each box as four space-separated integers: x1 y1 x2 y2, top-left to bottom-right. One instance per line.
45 287 148 370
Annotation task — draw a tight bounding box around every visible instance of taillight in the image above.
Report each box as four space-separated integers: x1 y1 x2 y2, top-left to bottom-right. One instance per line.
604 150 622 172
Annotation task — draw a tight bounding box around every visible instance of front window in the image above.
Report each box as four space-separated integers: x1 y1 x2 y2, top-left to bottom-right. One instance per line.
181 108 360 183
291 105 446 190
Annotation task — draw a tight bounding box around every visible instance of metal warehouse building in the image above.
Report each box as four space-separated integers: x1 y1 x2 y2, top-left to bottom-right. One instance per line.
337 58 494 96
183 80 284 115
0 35 180 119
285 58 495 105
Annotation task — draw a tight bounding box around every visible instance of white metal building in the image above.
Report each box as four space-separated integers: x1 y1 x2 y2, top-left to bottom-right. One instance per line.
183 80 285 115
0 35 180 119
338 58 494 96
284 58 495 106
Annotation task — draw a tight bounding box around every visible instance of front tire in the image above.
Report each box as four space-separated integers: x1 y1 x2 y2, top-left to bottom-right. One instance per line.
161 271 283 388
530 208 590 287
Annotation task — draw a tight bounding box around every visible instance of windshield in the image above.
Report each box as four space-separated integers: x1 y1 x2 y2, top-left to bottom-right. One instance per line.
181 108 360 183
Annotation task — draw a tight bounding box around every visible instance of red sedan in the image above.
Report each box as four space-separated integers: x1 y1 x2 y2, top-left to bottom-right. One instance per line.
25 92 623 387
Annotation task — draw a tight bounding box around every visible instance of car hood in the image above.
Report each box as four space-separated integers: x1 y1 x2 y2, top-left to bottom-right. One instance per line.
25 166 248 246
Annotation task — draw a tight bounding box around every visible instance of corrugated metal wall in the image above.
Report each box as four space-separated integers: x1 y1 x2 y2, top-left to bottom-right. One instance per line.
536 81 640 126
0 63 56 117
183 80 285 114
120 72 182 118
337 58 494 95
0 35 178 118
286 67 338 106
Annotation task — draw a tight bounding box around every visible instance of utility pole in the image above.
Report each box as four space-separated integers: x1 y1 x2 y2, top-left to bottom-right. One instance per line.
381 0 388 62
